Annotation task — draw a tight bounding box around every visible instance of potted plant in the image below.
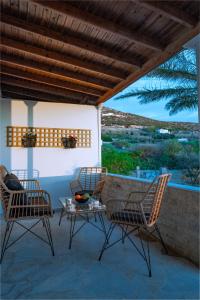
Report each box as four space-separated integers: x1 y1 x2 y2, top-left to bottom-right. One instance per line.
61 135 77 149
22 132 37 147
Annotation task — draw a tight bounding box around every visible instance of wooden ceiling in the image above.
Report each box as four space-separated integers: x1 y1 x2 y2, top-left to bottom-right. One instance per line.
0 0 200 106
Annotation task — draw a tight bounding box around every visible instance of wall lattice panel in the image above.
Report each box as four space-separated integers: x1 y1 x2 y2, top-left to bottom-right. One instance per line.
7 126 91 148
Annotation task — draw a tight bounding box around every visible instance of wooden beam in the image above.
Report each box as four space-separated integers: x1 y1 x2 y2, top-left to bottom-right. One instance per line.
0 51 112 90
1 13 144 68
0 63 104 97
98 22 200 104
2 85 95 105
136 0 197 28
2 91 94 105
1 75 98 103
32 0 164 51
0 36 126 80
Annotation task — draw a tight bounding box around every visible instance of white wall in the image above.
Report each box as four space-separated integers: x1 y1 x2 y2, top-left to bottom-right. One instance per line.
0 99 101 207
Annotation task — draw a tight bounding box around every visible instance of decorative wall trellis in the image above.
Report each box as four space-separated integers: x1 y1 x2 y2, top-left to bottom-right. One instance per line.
7 126 91 148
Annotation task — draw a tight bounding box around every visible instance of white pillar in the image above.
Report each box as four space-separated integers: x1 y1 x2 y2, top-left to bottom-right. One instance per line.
24 101 37 178
96 104 102 166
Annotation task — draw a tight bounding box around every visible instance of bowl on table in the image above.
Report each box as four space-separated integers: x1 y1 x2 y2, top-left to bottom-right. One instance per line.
74 191 91 204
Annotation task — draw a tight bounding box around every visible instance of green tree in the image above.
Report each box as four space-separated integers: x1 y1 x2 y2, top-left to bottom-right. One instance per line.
161 140 183 168
115 49 197 115
102 146 133 175
101 134 113 142
176 145 200 185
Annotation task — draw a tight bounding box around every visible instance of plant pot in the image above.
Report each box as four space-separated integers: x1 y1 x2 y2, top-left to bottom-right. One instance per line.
61 137 77 149
22 136 37 147
69 140 77 148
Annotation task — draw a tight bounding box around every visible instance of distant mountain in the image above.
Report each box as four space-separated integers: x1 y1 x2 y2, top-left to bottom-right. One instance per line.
102 107 199 131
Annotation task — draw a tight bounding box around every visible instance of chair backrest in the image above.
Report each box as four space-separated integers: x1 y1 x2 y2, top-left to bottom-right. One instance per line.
0 165 11 218
142 174 171 226
11 169 39 180
78 167 107 191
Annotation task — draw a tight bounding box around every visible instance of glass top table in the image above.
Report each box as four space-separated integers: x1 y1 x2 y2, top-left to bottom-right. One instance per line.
59 196 107 250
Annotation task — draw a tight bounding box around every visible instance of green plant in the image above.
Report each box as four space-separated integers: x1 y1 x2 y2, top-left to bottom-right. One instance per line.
102 146 133 175
176 146 200 185
101 134 113 142
115 49 197 116
21 131 37 147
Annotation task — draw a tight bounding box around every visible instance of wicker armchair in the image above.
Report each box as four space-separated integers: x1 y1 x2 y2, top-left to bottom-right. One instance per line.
0 165 54 263
70 167 107 196
59 167 107 225
99 174 171 277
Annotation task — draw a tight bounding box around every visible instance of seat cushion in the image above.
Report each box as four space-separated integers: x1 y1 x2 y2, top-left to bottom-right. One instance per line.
111 210 150 225
4 173 27 206
4 173 24 191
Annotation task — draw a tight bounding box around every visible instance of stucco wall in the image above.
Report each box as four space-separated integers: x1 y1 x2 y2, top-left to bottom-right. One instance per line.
101 174 199 266
0 99 100 207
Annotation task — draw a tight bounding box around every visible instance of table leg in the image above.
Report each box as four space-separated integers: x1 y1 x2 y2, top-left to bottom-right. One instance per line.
97 212 108 243
59 208 64 226
68 214 76 249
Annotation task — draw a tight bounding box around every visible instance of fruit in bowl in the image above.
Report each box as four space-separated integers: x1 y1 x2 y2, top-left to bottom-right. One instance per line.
75 192 90 204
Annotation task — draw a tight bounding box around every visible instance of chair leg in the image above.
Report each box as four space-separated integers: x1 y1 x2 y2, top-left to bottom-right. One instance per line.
98 223 115 261
46 218 55 254
43 218 55 256
59 208 64 226
146 239 152 277
94 212 97 222
137 229 152 277
122 225 128 244
0 221 14 263
154 224 168 254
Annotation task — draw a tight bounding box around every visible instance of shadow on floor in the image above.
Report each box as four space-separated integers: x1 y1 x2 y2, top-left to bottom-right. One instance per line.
0 212 199 299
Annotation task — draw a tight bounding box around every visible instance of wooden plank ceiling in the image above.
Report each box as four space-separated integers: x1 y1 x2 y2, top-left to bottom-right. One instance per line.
0 0 200 106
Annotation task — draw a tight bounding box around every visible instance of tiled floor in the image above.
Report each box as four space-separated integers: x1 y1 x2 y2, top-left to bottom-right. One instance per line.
0 212 199 299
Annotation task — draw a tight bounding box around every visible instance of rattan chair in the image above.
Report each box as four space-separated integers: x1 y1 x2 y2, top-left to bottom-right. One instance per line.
98 174 171 277
70 167 107 195
0 165 54 263
59 167 107 225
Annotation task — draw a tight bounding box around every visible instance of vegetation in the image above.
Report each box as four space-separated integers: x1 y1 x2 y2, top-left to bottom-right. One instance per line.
101 47 199 186
102 145 133 175
115 49 197 116
176 145 200 185
102 139 200 185
101 133 113 142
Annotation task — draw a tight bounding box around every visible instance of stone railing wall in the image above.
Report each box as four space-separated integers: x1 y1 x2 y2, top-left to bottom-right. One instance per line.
101 174 199 266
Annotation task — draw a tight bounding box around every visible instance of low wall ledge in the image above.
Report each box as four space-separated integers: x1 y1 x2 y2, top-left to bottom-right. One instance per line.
107 173 200 193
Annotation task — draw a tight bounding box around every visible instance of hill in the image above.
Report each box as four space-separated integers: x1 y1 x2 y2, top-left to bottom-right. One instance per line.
102 107 199 131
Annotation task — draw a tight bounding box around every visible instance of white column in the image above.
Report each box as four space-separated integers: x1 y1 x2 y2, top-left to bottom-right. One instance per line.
24 101 37 178
96 104 102 166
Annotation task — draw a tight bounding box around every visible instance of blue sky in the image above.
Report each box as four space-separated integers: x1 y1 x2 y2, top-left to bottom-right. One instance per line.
104 70 198 123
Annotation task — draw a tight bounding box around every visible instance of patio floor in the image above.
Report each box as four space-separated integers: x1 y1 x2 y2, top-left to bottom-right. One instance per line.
0 212 199 300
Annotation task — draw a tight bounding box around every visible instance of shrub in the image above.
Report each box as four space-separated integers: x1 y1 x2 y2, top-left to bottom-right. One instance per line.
176 145 200 185
102 146 133 175
101 134 113 142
